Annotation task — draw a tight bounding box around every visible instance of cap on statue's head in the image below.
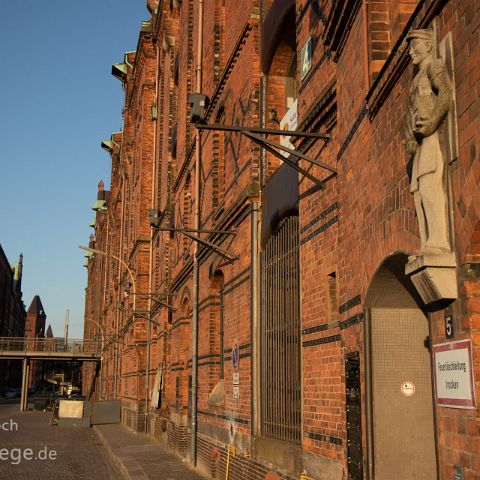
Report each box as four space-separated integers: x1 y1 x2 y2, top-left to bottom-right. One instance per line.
406 29 434 43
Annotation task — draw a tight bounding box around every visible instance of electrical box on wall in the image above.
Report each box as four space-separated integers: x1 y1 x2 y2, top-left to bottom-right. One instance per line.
188 93 209 124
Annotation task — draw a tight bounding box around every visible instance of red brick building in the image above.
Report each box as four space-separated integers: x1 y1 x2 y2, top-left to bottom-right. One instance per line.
0 245 25 390
84 1 480 479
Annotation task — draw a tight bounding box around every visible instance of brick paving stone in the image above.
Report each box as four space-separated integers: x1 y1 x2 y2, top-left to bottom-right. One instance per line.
0 402 118 480
94 423 207 480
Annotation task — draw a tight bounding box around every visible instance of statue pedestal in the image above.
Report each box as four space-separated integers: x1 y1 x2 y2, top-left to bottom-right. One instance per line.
405 253 458 308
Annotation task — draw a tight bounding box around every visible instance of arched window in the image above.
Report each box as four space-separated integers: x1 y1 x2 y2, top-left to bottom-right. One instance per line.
261 0 297 177
173 296 191 413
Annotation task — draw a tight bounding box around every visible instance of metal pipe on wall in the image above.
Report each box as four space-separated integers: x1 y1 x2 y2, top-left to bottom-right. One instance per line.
24 362 29 411
364 309 374 478
361 0 370 95
191 0 204 466
20 358 27 411
115 171 127 399
145 40 160 436
250 201 260 435
102 210 110 398
254 0 266 437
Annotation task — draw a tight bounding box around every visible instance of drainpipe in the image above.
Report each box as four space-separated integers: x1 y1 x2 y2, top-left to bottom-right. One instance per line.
250 202 260 435
115 172 127 399
191 0 204 466
102 215 110 398
114 302 120 397
361 1 370 95
259 0 266 188
253 0 266 436
145 40 160 435
364 309 374 478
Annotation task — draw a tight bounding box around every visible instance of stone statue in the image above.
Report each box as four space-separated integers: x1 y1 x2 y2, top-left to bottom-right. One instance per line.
402 29 453 254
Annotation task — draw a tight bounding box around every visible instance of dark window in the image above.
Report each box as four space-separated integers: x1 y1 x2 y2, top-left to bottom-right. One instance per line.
324 0 362 61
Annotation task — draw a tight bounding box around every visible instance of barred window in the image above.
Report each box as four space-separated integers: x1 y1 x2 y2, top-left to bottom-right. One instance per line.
261 214 301 444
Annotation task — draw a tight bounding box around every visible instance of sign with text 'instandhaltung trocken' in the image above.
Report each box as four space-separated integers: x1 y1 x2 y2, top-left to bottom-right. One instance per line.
433 340 476 409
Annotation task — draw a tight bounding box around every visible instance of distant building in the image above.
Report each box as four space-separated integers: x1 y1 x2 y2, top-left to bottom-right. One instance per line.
45 324 54 338
0 244 26 390
25 295 46 338
25 295 47 388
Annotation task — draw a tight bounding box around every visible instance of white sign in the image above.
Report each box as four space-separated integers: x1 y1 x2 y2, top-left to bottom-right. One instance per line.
58 400 83 419
232 372 240 386
279 99 298 159
401 381 415 397
233 385 239 400
433 340 476 409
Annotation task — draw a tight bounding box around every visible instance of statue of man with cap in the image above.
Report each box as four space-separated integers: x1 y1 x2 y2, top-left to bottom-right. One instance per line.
402 29 453 254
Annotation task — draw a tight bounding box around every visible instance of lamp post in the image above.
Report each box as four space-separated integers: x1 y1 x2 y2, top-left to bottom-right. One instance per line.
81 244 136 402
86 317 105 353
80 245 136 312
80 245 174 414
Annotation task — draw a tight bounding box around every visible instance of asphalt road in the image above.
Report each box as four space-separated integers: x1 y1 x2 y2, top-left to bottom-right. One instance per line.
0 400 119 479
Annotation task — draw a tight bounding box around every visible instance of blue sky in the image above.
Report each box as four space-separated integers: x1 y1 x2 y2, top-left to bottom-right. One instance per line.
0 1 148 338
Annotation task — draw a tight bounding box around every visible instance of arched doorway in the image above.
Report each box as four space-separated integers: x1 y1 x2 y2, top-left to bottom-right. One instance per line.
365 254 437 479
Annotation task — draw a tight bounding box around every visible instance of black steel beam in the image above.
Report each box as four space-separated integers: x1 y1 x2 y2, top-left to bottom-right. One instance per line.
155 226 236 235
195 122 331 139
250 133 337 174
244 131 325 187
183 231 238 261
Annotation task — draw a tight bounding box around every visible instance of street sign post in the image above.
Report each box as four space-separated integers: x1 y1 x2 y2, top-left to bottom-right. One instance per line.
232 340 239 372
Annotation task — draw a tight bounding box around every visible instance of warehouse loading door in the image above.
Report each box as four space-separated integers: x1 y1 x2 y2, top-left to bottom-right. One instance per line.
367 262 437 479
371 308 436 479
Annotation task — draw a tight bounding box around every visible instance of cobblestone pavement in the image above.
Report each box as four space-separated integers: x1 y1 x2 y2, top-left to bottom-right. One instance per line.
0 401 118 480
94 423 208 480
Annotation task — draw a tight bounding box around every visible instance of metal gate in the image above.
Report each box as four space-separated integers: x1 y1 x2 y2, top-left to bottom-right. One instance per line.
345 352 363 479
261 215 301 444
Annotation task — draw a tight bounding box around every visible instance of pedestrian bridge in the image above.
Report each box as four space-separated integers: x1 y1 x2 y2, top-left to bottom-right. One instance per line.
0 337 101 361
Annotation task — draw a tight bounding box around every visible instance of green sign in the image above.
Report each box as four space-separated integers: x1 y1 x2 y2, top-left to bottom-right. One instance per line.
301 37 312 79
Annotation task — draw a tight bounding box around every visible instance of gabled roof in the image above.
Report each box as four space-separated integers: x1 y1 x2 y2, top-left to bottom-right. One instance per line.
45 325 54 338
27 295 46 317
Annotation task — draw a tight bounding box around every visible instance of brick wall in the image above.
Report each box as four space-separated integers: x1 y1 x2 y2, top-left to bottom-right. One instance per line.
84 0 480 478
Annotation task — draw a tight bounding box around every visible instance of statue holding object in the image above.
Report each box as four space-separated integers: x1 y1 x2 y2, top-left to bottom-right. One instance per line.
402 29 453 254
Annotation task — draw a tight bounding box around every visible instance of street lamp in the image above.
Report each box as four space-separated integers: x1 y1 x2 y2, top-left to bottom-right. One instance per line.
86 317 105 353
80 244 137 402
80 245 174 411
80 245 136 312
80 244 175 320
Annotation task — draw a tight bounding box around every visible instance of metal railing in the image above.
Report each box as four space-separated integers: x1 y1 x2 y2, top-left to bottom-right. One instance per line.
0 337 101 356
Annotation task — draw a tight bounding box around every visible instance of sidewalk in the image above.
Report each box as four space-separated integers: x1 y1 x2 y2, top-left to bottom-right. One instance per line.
94 423 207 480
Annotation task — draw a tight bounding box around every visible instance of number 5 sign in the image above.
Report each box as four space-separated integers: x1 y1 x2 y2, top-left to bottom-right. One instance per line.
445 314 454 339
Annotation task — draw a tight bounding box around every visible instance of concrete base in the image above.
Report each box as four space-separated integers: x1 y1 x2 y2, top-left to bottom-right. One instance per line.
122 401 146 432
405 252 458 307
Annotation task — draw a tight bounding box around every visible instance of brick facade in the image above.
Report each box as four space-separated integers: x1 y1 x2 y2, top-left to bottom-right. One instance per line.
84 1 480 478
0 245 25 390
